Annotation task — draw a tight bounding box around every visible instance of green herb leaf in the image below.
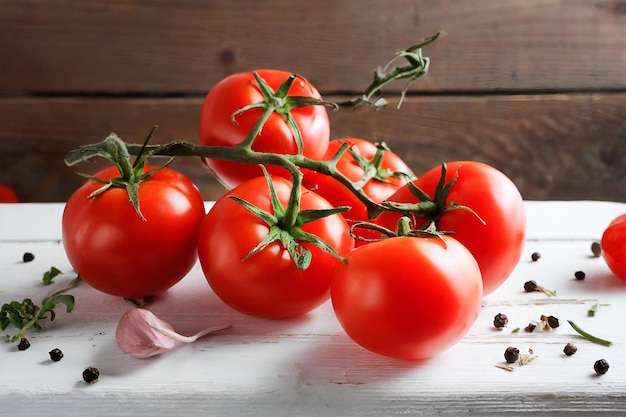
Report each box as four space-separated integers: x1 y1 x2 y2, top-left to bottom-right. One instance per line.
567 320 612 346
42 266 63 286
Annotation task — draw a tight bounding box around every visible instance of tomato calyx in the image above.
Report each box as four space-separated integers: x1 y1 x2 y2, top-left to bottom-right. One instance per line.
73 126 168 221
231 169 350 270
233 72 338 155
350 216 452 244
381 163 485 233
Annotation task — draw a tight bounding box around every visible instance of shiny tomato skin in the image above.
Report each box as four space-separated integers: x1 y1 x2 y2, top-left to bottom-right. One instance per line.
62 165 206 298
197 175 354 319
302 138 412 224
0 184 19 203
601 213 626 281
331 236 483 360
199 69 330 189
377 161 526 295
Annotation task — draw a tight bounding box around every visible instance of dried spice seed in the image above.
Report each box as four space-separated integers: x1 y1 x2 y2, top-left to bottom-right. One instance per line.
17 338 30 351
83 367 100 384
563 343 577 356
524 322 537 332
523 280 556 296
49 348 64 362
22 252 35 263
524 280 538 292
504 346 520 363
574 271 586 280
593 359 609 375
591 241 602 258
493 313 508 329
545 315 560 329
531 252 541 262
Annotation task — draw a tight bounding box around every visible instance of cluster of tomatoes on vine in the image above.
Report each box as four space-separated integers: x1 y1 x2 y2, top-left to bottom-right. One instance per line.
58 37 625 361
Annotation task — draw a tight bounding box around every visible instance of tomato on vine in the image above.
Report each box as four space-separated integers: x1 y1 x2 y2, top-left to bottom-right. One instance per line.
376 161 526 295
331 234 483 360
601 213 626 282
0 184 19 203
302 138 413 233
197 174 354 319
62 132 206 299
199 69 332 189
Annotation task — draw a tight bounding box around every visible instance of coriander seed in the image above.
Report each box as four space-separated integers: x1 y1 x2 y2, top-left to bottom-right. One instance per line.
504 346 520 363
563 343 577 356
493 313 508 329
17 338 30 351
83 367 100 384
49 348 64 362
22 252 35 263
593 359 609 375
531 252 541 262
574 271 586 280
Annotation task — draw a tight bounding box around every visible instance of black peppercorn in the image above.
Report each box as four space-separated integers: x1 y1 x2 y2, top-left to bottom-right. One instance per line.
22 252 35 263
574 271 586 280
531 252 541 262
504 346 520 363
524 322 536 332
546 315 560 329
563 343 577 356
524 280 538 292
83 367 100 384
17 338 30 351
49 348 64 362
593 359 609 375
591 241 602 258
493 313 508 329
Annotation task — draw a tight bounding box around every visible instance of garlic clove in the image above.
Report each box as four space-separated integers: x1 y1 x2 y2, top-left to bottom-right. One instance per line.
115 308 177 358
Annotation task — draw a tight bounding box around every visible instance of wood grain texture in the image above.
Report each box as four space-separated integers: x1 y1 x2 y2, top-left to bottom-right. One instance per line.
0 0 625 202
1 0 625 94
1 94 624 202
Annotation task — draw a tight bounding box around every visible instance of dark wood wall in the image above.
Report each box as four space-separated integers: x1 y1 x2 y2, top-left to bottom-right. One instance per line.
1 0 625 202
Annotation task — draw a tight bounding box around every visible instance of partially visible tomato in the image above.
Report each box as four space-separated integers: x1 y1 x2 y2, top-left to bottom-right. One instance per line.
62 165 206 298
0 184 19 203
302 137 413 227
197 175 354 319
199 69 330 189
376 161 526 295
331 235 483 360
601 213 626 281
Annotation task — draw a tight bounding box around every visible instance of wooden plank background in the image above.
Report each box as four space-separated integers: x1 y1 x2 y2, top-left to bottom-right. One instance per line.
1 0 624 202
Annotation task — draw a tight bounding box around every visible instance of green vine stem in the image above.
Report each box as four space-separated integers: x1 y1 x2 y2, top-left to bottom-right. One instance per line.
64 35 440 220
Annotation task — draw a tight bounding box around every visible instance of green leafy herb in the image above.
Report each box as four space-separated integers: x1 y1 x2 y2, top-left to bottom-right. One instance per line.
567 320 612 347
1 276 82 342
42 266 63 286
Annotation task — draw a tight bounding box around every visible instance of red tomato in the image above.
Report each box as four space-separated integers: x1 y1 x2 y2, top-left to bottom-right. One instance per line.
0 184 19 203
197 175 354 319
601 213 626 281
62 165 206 298
199 69 330 189
376 161 526 295
302 137 413 225
331 236 483 360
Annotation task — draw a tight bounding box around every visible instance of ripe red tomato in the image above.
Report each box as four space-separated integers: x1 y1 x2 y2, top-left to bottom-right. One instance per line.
197 175 354 319
376 161 526 295
0 184 19 203
601 213 626 281
62 165 206 298
331 236 483 360
302 137 413 226
199 69 330 189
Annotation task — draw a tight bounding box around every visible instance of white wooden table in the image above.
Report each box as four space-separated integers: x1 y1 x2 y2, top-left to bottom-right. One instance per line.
1 201 625 416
